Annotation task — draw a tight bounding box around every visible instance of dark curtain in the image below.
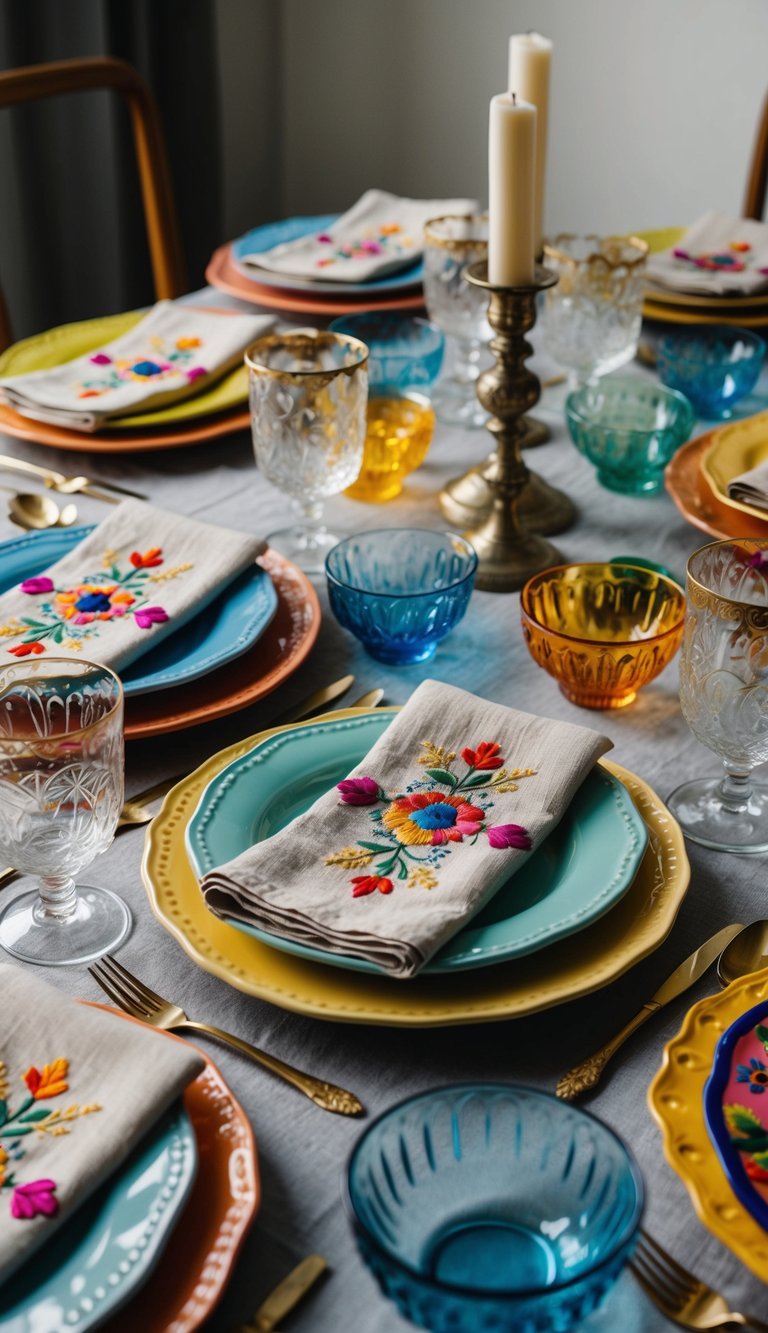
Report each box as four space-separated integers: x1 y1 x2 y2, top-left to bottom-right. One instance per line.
0 0 222 340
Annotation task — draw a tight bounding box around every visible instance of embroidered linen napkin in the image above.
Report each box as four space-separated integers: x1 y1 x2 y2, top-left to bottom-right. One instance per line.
202 681 613 979
0 499 266 671
241 189 478 284
0 963 203 1282
0 302 274 431
726 459 768 511
646 212 768 296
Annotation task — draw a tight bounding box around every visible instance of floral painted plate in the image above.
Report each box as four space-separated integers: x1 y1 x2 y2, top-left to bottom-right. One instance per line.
2 1100 197 1331
186 710 648 975
0 526 278 698
232 214 424 295
704 998 768 1233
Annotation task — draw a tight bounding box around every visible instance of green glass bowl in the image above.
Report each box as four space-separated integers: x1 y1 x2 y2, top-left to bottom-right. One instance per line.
566 377 695 495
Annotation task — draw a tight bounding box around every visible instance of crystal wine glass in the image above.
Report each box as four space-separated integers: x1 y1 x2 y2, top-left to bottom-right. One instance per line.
0 658 128 965
423 214 490 429
668 539 768 853
246 331 368 574
541 234 648 386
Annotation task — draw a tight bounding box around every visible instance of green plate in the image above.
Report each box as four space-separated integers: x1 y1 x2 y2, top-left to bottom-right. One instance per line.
186 711 649 975
0 310 248 429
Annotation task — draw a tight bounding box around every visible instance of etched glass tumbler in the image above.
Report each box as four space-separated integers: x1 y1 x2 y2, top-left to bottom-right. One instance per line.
246 331 368 574
0 658 127 965
668 539 768 853
423 214 490 429
541 235 648 384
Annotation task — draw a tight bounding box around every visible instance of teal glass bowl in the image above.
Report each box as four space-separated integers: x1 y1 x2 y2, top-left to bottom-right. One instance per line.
657 326 765 419
346 1084 643 1332
566 377 694 494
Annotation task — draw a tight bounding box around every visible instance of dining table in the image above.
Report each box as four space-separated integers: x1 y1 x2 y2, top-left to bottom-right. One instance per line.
2 286 767 1332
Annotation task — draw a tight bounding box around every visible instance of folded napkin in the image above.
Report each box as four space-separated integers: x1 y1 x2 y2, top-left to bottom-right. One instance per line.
0 963 203 1282
202 681 613 978
241 189 478 284
726 459 768 510
646 212 768 296
0 499 265 671
0 302 273 431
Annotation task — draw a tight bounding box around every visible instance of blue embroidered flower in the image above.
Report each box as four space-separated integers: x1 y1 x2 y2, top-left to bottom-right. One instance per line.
736 1058 768 1093
74 591 113 614
131 360 163 377
409 801 461 831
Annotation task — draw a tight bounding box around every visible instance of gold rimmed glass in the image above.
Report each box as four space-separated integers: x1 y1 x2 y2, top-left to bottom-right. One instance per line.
246 331 369 573
668 538 768 853
0 658 127 965
541 234 649 384
423 214 490 428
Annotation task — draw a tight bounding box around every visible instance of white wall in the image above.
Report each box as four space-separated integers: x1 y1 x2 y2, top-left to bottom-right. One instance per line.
276 0 768 235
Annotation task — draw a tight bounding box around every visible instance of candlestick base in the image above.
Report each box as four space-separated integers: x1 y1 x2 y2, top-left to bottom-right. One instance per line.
522 415 550 447
465 516 562 593
440 462 575 535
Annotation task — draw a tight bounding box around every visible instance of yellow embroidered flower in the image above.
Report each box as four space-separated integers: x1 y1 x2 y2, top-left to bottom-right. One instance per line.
23 1058 69 1100
176 336 201 350
0 1145 8 1186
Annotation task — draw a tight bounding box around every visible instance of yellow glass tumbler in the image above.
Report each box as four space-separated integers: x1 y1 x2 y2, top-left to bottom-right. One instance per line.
345 391 436 503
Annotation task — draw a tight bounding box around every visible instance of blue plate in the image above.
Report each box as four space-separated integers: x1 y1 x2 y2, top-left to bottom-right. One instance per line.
233 214 425 295
1 1100 197 1331
0 526 277 698
704 997 768 1234
187 711 648 975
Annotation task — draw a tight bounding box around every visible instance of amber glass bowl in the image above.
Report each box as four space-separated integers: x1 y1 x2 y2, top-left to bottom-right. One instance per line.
520 562 686 709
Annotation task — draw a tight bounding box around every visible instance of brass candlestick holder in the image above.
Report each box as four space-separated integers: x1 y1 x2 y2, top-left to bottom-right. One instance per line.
446 261 576 592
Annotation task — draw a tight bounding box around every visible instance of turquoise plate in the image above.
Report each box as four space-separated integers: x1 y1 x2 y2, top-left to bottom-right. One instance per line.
1 1100 197 1331
233 214 424 295
187 711 649 975
0 526 277 698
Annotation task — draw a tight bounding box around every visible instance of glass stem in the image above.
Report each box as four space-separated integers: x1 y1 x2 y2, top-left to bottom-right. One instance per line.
36 874 78 921
453 339 482 386
717 765 754 816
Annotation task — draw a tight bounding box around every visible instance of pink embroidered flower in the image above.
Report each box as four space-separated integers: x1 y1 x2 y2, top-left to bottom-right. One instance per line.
337 777 382 806
351 875 393 898
89 353 112 365
8 642 45 657
134 606 168 629
186 366 207 383
316 233 332 243
11 1179 58 1220
461 741 504 770
361 240 382 254
20 576 54 595
486 823 532 850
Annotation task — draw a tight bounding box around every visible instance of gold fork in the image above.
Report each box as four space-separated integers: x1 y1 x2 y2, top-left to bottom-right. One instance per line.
89 953 364 1117
630 1229 768 1331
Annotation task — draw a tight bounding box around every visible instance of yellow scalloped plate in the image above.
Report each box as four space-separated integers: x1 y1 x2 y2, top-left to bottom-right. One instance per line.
141 707 690 1027
648 968 768 1280
700 412 768 523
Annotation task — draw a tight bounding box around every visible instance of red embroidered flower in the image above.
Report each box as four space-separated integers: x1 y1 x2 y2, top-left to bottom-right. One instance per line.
337 777 382 805
24 1059 69 1099
460 741 503 770
486 823 532 850
351 875 394 898
11 1179 58 1220
129 547 163 569
8 642 45 657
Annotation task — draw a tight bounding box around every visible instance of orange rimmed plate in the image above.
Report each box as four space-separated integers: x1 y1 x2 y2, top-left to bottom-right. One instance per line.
85 1002 259 1333
124 549 320 740
665 431 768 541
0 399 251 454
206 242 426 316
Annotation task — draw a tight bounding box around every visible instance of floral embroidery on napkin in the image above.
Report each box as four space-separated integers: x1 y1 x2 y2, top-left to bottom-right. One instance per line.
315 222 414 269
0 547 191 657
0 1058 101 1221
673 240 768 277
76 334 208 399
325 738 536 897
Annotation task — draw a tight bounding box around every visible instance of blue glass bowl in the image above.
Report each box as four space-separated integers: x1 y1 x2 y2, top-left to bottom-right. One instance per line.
329 313 445 392
325 529 477 665
657 326 766 419
346 1084 643 1333
566 377 694 494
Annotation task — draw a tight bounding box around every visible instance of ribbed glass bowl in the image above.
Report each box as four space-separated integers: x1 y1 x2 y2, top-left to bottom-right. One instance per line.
346 1084 643 1333
329 313 445 392
325 529 477 665
657 326 765 420
566 377 694 494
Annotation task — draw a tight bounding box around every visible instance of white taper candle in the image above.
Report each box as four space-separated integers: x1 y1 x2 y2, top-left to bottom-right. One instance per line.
488 92 536 287
508 32 552 256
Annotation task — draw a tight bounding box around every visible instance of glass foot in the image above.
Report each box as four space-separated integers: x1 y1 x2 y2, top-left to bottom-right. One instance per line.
666 776 768 854
0 885 132 966
267 524 346 576
432 379 488 429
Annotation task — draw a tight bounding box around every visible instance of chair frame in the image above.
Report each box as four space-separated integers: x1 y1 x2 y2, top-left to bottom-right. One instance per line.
744 90 768 221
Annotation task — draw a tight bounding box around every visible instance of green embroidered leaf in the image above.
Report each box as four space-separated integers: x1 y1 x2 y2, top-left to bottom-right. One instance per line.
397 862 409 880
756 1024 768 1053
357 841 394 854
461 772 493 788
424 768 457 788
18 1107 52 1123
0 1100 6 1128
0 1125 32 1137
724 1103 764 1137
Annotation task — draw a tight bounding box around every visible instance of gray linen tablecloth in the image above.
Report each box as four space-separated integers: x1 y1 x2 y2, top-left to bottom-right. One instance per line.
2 300 767 1331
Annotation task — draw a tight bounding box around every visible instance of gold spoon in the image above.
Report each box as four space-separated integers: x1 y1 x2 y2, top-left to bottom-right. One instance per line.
8 492 78 530
716 919 768 987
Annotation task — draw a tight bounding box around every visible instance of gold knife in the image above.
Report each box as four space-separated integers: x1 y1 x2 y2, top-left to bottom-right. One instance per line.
235 1254 328 1333
351 687 384 709
556 922 744 1100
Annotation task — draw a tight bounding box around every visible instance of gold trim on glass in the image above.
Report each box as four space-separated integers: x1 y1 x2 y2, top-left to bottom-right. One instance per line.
543 233 649 270
686 537 768 627
244 332 368 383
0 656 124 739
423 214 489 251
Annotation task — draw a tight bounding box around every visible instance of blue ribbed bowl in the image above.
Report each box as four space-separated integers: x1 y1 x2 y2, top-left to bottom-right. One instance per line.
325 529 476 664
566 377 694 494
346 1084 643 1333
329 314 445 392
657 326 765 419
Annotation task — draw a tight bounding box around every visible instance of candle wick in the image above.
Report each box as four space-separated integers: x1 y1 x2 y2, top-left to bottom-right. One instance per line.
511 91 517 105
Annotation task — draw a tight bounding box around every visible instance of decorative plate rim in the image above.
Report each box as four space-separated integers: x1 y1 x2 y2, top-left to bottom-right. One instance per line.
704 996 768 1233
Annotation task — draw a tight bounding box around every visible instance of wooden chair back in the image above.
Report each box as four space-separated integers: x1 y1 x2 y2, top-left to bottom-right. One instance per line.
744 91 768 220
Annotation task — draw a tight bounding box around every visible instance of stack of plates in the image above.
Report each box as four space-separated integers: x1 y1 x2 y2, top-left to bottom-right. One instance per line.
2 1011 259 1332
207 215 426 317
0 526 321 740
666 410 768 540
0 310 254 454
640 227 768 328
143 706 691 1027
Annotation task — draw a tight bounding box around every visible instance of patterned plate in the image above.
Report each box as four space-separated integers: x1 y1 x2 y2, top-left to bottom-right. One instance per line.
142 707 689 1027
704 998 768 1234
185 710 648 975
232 214 424 294
665 431 768 541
